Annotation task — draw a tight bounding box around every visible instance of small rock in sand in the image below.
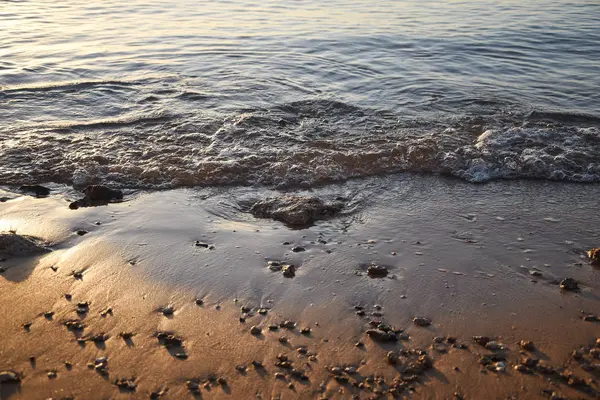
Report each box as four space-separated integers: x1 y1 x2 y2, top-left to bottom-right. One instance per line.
250 326 262 335
160 306 175 316
186 380 200 392
366 329 398 342
367 264 388 278
0 371 21 383
473 336 491 346
413 317 431 327
560 278 578 291
64 320 84 331
69 185 123 209
72 270 83 279
282 264 295 278
157 332 183 348
90 333 109 343
19 185 50 197
291 246 306 253
268 261 283 271
387 351 399 365
281 320 296 329
582 314 600 322
250 195 344 227
119 332 135 340
485 341 507 351
519 340 535 351
274 372 286 380
115 377 137 391
514 364 530 373
587 248 600 264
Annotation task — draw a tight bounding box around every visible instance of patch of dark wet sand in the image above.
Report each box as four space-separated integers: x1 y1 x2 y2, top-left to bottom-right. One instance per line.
1 176 600 399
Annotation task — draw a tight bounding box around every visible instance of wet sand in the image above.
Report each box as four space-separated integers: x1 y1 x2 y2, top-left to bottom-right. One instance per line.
1 175 599 399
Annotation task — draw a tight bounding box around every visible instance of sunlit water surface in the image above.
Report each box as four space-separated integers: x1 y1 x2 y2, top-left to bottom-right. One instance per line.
1 0 599 188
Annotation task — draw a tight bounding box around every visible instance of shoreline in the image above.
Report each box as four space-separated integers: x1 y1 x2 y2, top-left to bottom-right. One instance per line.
1 175 599 399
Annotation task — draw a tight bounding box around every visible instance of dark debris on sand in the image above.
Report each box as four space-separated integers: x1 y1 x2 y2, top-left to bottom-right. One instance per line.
69 185 123 210
250 195 344 227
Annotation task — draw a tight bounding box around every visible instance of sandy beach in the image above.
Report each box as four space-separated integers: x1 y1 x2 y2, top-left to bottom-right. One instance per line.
1 175 599 399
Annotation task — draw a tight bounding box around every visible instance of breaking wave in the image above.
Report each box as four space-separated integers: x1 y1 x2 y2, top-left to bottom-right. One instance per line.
1 99 599 189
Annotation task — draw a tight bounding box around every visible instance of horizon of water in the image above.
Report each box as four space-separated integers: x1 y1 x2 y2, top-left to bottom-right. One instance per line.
1 0 600 189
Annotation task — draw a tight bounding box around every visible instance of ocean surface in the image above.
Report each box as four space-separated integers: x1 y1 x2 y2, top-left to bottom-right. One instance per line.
1 0 599 189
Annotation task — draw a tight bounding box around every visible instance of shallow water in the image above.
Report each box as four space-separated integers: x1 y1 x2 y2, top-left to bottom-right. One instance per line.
1 0 600 188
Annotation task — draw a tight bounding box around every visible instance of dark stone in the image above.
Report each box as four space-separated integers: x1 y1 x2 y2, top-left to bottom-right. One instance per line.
69 185 123 209
366 329 398 342
250 326 262 335
588 248 600 265
77 301 90 309
521 357 539 368
519 340 535 351
157 332 183 348
76 230 88 236
413 317 431 327
282 264 295 278
560 278 578 291
290 369 308 380
479 354 506 366
367 264 388 278
19 185 50 197
387 351 399 364
160 306 174 316
90 333 109 343
514 364 530 373
0 371 21 383
473 336 491 346
582 314 600 322
119 332 134 340
268 261 283 271
291 246 306 253
64 320 84 331
281 320 296 329
250 195 344 227
115 378 137 391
